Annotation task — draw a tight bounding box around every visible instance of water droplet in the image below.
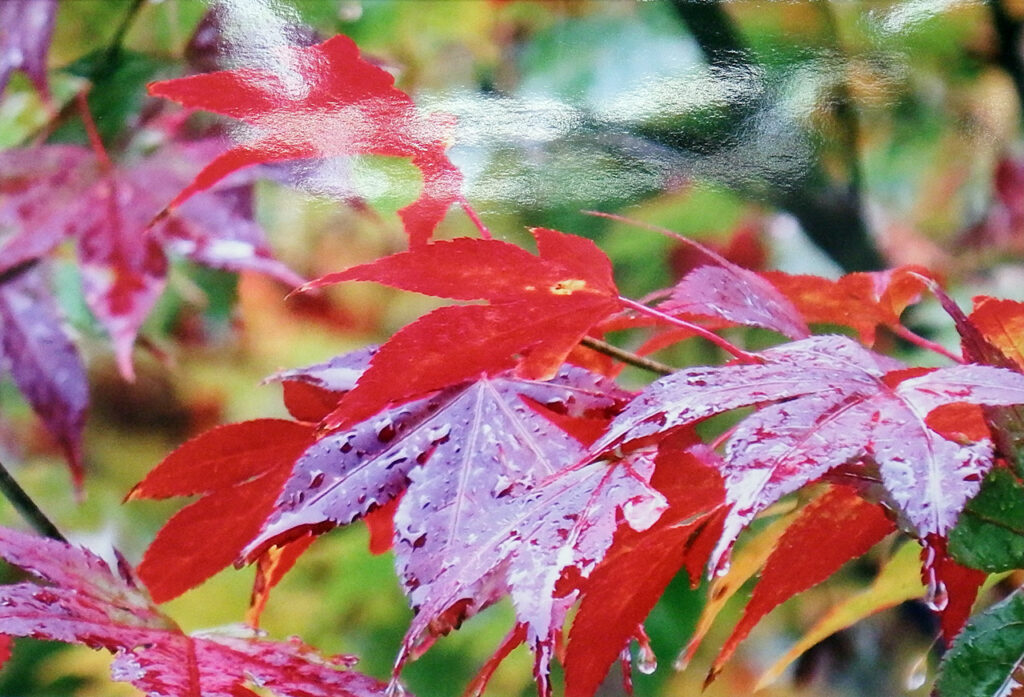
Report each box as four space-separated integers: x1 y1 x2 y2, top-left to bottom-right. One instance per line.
925 580 948 612
377 420 396 443
427 424 451 444
636 629 657 674
904 651 928 691
637 650 657 675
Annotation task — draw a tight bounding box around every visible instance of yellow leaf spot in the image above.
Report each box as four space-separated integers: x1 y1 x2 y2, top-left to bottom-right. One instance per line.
550 279 587 295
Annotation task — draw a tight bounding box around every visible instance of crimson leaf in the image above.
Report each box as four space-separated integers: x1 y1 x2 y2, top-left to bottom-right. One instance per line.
302 228 621 430
148 34 461 247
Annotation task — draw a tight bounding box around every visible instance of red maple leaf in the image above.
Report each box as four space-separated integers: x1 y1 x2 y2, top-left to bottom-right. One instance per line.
148 34 462 247
0 527 389 697
706 485 895 680
593 334 1024 577
128 419 316 603
301 227 621 429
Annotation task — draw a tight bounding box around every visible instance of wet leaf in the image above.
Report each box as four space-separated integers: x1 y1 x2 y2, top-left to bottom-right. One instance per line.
949 467 1024 572
935 589 1024 697
0 527 390 697
564 446 725 697
595 334 1024 571
304 228 621 430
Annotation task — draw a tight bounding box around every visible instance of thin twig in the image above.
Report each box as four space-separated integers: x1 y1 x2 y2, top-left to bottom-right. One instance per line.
580 336 674 376
460 198 493 240
892 324 964 364
619 296 760 363
0 462 66 542
76 91 113 172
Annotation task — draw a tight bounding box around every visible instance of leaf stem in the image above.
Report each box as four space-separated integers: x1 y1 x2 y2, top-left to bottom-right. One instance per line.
891 324 964 364
460 198 492 240
0 461 66 542
75 91 113 173
579 336 674 376
618 296 759 362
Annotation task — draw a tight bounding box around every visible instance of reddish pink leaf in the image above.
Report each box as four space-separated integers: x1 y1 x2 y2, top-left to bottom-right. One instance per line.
0 527 388 697
0 0 56 98
709 486 895 678
659 235 808 340
0 267 88 486
149 34 461 247
129 419 315 602
564 446 726 697
0 147 93 273
304 229 620 429
0 142 300 379
595 335 1024 572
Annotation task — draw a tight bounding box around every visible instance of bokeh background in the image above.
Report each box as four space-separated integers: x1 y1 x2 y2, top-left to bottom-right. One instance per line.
2 1 1024 695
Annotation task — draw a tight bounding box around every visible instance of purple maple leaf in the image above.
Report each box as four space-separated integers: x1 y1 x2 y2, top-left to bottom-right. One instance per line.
0 526 390 697
0 0 56 98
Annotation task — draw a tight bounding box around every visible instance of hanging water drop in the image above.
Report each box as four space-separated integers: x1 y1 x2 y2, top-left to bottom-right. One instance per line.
636 627 657 675
904 651 928 691
637 649 658 675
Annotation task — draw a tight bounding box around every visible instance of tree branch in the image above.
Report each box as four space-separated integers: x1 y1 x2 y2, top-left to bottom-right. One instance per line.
990 0 1024 117
580 336 674 376
0 462 66 542
663 0 883 272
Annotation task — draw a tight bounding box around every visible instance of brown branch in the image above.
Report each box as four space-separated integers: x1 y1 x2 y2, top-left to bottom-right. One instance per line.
580 336 674 376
